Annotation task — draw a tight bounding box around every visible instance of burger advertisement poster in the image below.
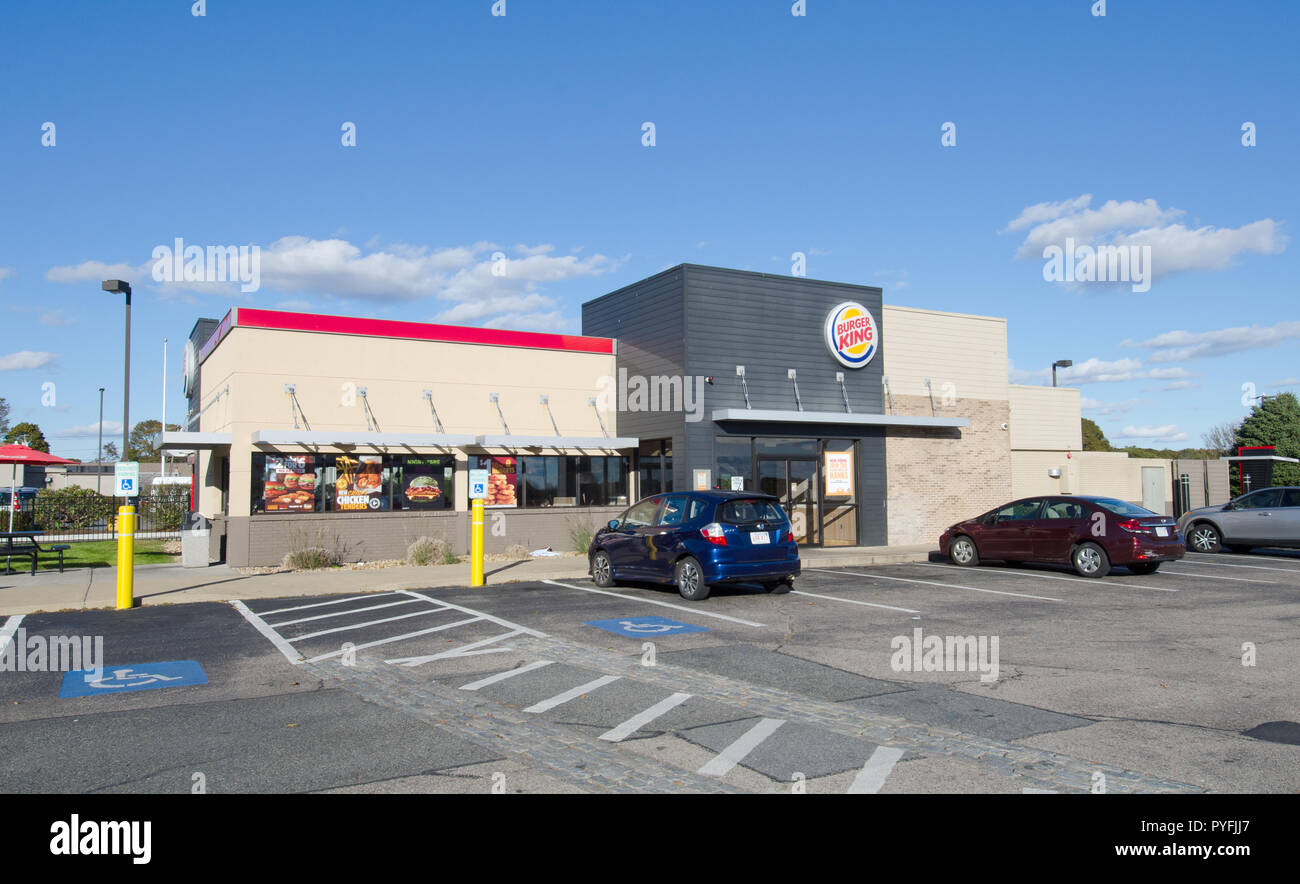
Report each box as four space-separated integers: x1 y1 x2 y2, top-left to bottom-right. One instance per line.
475 456 518 507
401 457 453 510
336 455 385 511
264 456 318 512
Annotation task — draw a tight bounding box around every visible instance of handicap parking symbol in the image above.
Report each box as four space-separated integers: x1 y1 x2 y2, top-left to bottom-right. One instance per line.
59 660 208 698
584 616 710 638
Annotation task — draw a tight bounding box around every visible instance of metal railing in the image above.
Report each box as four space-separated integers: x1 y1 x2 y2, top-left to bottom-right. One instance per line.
2 489 191 543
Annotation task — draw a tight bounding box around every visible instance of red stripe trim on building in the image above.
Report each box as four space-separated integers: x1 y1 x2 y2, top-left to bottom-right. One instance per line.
229 308 615 355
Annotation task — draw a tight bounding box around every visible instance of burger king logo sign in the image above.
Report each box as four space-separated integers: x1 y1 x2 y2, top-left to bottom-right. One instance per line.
824 301 878 369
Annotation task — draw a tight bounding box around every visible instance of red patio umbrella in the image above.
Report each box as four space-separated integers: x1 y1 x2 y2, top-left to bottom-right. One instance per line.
0 444 79 533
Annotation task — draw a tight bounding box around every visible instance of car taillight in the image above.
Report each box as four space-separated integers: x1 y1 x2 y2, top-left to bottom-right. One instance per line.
784 531 794 543
700 522 728 546
1116 519 1153 534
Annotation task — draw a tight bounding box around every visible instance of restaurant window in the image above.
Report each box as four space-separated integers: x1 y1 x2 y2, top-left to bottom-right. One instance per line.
639 439 673 496
253 454 456 513
480 454 630 508
714 436 752 491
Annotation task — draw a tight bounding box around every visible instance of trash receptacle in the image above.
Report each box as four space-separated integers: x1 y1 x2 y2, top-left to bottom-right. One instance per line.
181 515 210 568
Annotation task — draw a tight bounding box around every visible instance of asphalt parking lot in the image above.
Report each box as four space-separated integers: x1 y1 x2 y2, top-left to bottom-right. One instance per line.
1 549 1296 794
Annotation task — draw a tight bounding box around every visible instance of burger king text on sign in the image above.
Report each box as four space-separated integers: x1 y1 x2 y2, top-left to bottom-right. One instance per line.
824 301 879 369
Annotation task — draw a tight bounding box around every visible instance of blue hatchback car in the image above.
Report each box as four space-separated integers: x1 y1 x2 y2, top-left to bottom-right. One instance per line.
587 491 801 601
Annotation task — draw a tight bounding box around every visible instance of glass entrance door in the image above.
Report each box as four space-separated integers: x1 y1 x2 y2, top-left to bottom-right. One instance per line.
757 458 820 545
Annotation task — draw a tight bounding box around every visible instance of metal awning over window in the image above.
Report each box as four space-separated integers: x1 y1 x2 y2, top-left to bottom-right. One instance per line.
160 432 233 451
710 408 969 429
251 430 476 448
474 434 639 451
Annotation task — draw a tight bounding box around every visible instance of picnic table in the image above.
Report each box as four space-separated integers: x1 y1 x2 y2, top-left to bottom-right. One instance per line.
1 531 72 575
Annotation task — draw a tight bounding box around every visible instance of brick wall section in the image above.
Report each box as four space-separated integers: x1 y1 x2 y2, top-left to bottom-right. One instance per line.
224 507 625 567
885 394 1011 545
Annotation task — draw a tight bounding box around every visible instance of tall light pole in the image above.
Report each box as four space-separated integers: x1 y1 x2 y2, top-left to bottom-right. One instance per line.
97 387 105 495
161 338 168 478
102 280 132 459
1052 359 1073 387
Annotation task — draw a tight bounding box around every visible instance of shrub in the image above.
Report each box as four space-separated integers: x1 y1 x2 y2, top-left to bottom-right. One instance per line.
139 485 190 531
442 546 460 564
567 511 600 553
32 487 113 531
504 543 529 560
407 536 447 566
282 526 342 570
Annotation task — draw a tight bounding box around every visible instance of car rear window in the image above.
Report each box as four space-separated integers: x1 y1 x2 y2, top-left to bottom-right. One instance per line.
1092 498 1157 516
719 499 786 524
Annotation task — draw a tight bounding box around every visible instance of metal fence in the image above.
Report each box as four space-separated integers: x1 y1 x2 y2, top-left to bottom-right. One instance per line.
2 488 191 543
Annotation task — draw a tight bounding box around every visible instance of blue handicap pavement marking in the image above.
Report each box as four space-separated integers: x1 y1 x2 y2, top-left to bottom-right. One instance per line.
59 660 208 698
584 616 710 638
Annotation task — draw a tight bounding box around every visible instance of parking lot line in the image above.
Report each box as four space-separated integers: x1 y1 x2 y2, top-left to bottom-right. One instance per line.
541 580 766 627
1175 557 1300 573
698 718 786 776
805 568 1063 602
231 600 304 665
1154 568 1275 584
919 562 1179 592
289 607 455 642
599 692 693 742
523 675 622 714
398 590 548 638
268 598 424 627
255 594 385 617
847 745 905 794
388 628 537 666
303 617 482 663
791 589 921 614
459 660 555 691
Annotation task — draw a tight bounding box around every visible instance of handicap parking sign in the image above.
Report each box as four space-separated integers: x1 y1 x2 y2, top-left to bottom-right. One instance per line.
114 461 140 498
585 616 710 638
59 660 208 698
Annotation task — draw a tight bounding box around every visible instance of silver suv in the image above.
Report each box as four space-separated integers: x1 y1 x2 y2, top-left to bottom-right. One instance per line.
1176 486 1300 553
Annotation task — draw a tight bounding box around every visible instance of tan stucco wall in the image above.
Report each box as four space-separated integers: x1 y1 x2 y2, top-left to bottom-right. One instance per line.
1009 385 1083 450
881 305 1010 403
1012 450 1171 513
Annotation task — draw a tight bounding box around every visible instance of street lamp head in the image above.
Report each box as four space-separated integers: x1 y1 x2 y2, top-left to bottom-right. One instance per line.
101 279 132 296
1053 359 1073 369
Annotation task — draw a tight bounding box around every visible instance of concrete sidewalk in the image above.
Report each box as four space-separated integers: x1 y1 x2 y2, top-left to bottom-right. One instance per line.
0 544 933 616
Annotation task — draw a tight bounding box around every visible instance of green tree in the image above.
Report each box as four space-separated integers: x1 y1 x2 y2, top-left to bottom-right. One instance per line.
0 397 10 435
126 420 181 462
1081 418 1111 451
101 441 120 462
4 422 49 452
1235 392 1300 487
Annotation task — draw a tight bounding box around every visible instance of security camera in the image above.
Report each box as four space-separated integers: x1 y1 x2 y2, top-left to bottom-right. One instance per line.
1000 422 1009 431
705 376 715 385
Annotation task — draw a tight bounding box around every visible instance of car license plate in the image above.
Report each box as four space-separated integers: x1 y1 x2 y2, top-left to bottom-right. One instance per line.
1155 527 1169 537
750 532 770 544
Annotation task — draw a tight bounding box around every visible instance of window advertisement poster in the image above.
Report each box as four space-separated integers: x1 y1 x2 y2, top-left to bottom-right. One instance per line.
475 455 518 507
264 455 317 512
824 450 854 496
400 457 453 510
336 455 384 511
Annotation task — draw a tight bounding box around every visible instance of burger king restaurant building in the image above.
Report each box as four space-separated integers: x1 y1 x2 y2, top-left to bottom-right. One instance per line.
166 264 1092 567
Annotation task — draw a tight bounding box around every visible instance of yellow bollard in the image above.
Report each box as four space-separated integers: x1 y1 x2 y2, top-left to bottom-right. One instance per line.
116 505 135 610
470 498 485 587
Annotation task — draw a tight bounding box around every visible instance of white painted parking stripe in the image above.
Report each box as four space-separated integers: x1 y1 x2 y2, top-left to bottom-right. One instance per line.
231 600 304 665
600 692 693 742
921 562 1178 593
399 590 548 637
1022 787 1059 794
459 660 555 691
848 745 904 794
806 568 1063 602
0 615 24 659
269 598 426 627
698 718 786 776
389 629 533 666
792 590 921 614
256 593 393 616
303 617 482 663
1176 557 1300 573
541 580 765 627
523 675 621 714
287 607 456 642
1156 568 1275 584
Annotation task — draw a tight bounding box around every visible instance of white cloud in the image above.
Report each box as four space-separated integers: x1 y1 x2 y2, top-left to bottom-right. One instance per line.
0 267 13 283
0 351 58 372
39 309 77 327
1115 424 1189 444
1271 377 1299 387
1124 320 1300 362
46 237 623 330
56 420 124 438
1145 380 1201 392
1002 194 1285 281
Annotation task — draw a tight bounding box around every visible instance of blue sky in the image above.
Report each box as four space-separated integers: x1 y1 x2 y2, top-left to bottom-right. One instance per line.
1 0 1296 460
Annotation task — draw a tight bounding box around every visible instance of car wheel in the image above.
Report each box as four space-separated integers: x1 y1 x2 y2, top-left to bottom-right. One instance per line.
765 577 793 594
1225 544 1253 554
675 556 711 601
590 550 616 587
1072 542 1110 578
1187 523 1222 554
950 536 980 567
1128 562 1160 575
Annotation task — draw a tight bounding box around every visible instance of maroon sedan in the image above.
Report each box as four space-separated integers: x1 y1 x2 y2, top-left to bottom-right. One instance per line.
939 495 1185 577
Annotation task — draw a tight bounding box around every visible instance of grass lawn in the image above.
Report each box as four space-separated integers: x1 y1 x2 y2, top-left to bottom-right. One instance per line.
4 540 179 572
